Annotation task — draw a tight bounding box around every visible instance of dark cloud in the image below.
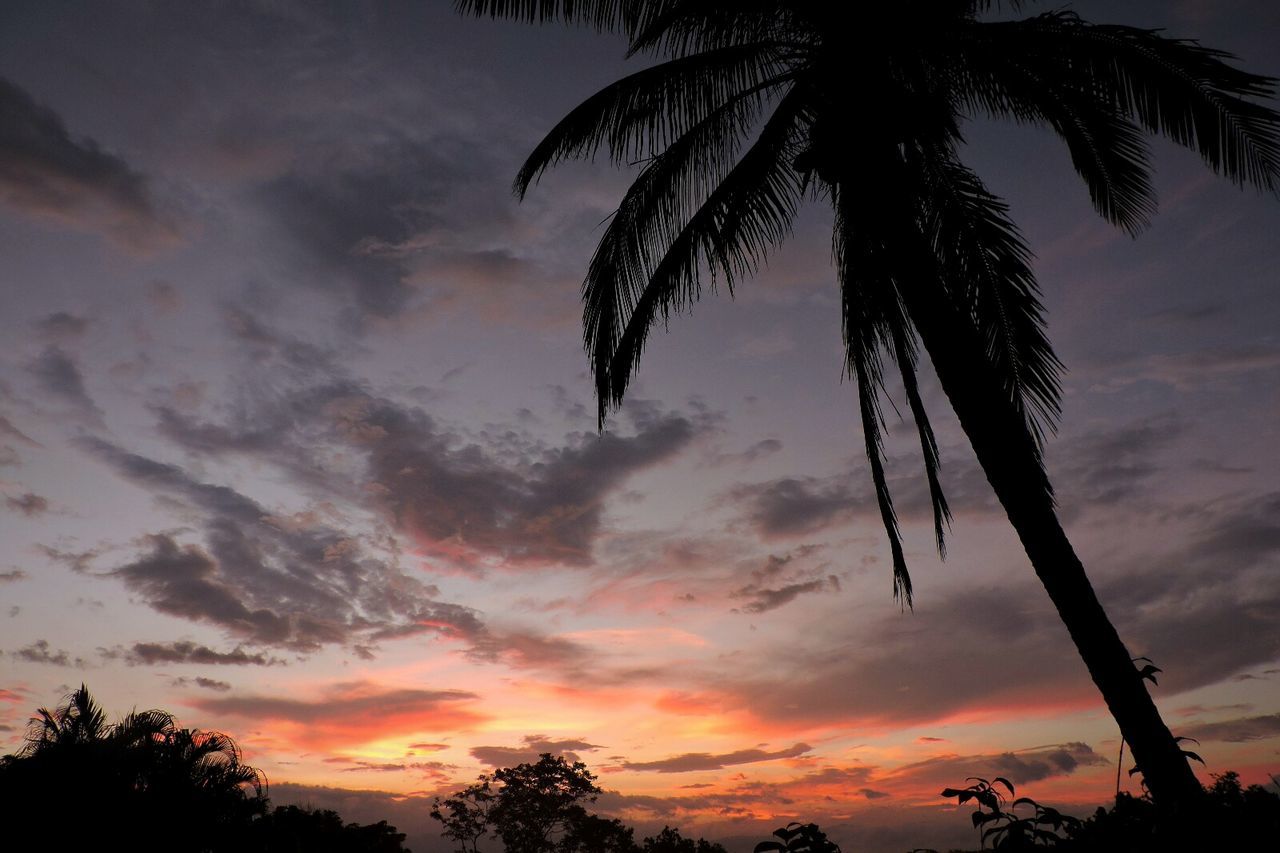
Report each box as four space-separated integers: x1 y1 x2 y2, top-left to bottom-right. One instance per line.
0 570 27 583
122 641 285 667
369 401 705 567
10 639 84 668
195 677 231 691
252 136 496 321
0 76 177 250
728 475 861 538
623 743 811 773
27 345 103 423
470 735 605 767
860 788 891 800
78 436 486 653
731 576 840 614
1179 713 1280 743
35 311 90 340
4 492 49 517
888 743 1108 788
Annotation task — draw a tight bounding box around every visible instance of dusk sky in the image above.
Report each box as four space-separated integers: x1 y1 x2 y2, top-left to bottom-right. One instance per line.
2 2 1279 851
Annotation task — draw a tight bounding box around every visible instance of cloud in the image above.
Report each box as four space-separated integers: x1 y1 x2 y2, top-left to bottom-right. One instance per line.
10 639 85 667
77 436 485 653
27 346 104 424
121 641 285 667
727 476 861 538
1179 713 1280 743
622 743 811 773
0 570 28 584
4 492 49 517
35 311 90 340
0 76 178 251
369 400 706 568
887 743 1108 789
0 415 42 448
190 680 485 750
731 576 840 614
195 677 231 691
470 735 605 767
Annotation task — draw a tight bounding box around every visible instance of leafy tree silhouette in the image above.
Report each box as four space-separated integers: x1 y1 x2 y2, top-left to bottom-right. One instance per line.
456 0 1280 812
434 755 725 853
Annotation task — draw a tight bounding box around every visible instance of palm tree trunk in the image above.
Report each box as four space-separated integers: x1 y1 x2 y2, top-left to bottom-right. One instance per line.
901 287 1205 812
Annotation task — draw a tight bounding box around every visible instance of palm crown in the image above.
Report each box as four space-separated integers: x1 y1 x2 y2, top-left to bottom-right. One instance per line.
458 0 1280 812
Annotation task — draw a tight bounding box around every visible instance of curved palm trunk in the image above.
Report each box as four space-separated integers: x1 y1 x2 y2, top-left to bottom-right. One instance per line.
901 287 1205 812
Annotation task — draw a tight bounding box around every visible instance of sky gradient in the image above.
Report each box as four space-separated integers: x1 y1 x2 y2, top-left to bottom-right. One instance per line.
2 2 1279 851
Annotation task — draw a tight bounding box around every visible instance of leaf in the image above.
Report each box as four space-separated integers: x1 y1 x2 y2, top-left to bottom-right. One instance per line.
1138 664 1162 684
992 776 1016 796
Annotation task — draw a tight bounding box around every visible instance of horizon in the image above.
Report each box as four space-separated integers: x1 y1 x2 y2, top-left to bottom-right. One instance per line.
2 2 1279 852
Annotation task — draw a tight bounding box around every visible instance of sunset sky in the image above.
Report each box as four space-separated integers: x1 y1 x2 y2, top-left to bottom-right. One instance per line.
2 2 1279 851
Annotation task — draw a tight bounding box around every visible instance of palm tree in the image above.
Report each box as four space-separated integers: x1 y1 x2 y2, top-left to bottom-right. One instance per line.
457 0 1280 811
2 685 266 851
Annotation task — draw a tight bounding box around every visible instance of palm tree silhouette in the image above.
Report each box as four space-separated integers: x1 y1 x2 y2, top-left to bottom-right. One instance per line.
2 685 265 851
456 1 1280 811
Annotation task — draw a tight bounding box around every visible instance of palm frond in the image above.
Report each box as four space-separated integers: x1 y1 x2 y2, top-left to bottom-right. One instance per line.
957 12 1280 197
626 0 802 58
918 148 1063 450
951 24 1158 233
453 0 664 36
833 181 917 606
516 43 788 197
582 79 789 423
592 88 809 424
892 329 952 557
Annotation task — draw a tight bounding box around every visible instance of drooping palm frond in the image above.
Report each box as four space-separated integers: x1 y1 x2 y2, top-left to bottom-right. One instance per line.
917 148 1063 453
582 77 787 417
593 88 809 423
891 328 952 558
832 173 922 606
515 43 789 197
957 12 1280 198
949 22 1158 233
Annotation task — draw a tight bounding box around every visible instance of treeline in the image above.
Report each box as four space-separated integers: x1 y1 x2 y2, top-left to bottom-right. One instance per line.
6 686 1279 852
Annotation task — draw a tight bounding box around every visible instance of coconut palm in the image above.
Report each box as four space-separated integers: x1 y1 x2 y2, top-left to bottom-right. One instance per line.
458 1 1280 810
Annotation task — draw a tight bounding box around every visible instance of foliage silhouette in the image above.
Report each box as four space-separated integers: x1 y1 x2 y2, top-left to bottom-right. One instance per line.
0 684 266 852
932 769 1280 851
643 825 728 853
456 0 1280 812
434 756 723 853
249 804 411 853
0 686 411 852
754 822 841 853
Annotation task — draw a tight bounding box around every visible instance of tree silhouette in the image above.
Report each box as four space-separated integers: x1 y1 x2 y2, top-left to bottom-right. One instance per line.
456 0 1280 813
643 825 728 853
0 684 266 852
435 756 726 853
488 754 600 853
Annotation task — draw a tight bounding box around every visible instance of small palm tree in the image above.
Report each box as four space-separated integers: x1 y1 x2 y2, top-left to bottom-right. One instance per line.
456 0 1280 812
